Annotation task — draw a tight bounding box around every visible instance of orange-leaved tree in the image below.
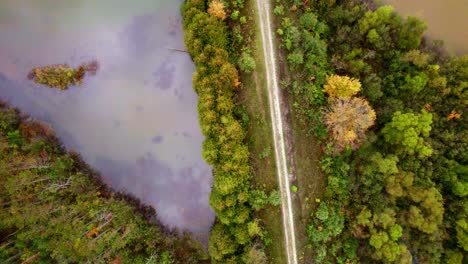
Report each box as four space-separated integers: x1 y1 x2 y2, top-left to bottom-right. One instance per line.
323 97 376 152
208 0 226 21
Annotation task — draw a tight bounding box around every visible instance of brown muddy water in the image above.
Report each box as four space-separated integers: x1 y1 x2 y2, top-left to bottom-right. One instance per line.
0 0 214 240
384 0 468 55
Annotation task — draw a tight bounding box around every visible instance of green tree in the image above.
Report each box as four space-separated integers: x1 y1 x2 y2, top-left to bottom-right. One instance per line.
398 16 427 50
287 51 304 67
369 231 389 250
300 12 318 31
401 72 429 94
208 223 237 261
358 5 399 35
400 50 430 68
382 110 433 158
406 187 444 234
455 218 468 251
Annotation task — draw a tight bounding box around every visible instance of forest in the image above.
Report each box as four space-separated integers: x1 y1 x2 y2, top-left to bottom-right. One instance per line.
274 0 467 263
0 102 207 263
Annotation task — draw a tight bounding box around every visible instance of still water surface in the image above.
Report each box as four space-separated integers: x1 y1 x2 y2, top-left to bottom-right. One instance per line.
384 0 468 55
0 0 214 239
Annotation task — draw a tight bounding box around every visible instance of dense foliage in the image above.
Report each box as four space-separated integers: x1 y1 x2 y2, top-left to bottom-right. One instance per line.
27 60 99 90
277 0 467 263
182 0 269 263
0 103 207 263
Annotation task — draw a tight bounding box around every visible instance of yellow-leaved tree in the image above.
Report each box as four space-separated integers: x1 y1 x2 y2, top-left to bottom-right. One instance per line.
324 97 376 152
208 0 226 21
323 75 361 98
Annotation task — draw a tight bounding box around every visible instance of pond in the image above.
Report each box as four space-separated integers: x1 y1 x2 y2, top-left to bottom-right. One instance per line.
0 0 214 241
384 0 468 55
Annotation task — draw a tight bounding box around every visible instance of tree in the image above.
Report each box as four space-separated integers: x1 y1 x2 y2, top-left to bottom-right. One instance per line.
323 75 361 98
323 97 376 151
385 171 414 198
183 9 228 55
406 187 444 234
287 51 304 67
208 223 237 261
362 74 383 102
358 5 399 35
243 244 266 264
400 50 430 68
398 16 427 50
358 208 410 263
401 72 429 94
208 0 226 21
369 231 389 249
300 12 318 31
381 110 433 158
455 218 468 251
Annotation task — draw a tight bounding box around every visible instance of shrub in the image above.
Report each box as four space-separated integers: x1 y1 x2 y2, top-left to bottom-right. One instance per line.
239 53 256 73
273 5 284 16
231 10 240 20
300 12 318 31
287 51 304 67
240 16 247 24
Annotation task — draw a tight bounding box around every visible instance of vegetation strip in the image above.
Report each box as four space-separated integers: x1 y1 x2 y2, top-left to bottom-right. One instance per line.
182 1 268 262
255 0 298 263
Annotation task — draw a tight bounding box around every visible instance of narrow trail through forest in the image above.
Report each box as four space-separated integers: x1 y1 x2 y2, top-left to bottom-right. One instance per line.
254 0 298 263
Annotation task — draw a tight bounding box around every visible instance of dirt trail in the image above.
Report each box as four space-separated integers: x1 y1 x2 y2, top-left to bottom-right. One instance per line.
254 0 298 263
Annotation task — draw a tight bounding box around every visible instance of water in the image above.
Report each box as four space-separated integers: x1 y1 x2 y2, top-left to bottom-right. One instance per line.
0 0 214 240
384 0 468 55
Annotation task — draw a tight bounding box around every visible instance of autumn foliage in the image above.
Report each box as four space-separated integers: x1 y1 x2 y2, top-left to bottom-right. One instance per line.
208 0 226 20
447 110 461 120
324 97 376 151
323 75 362 98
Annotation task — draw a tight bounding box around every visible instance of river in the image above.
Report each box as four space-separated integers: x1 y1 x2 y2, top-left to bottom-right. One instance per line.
384 0 468 55
0 0 214 240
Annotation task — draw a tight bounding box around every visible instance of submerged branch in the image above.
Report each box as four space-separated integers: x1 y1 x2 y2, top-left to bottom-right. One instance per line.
167 47 188 53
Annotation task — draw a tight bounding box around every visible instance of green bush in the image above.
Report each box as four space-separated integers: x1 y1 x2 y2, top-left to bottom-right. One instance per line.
239 16 247 24
231 10 240 20
238 52 256 73
273 5 284 16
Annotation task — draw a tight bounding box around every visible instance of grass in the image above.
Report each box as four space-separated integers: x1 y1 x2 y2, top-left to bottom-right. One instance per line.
287 104 326 263
234 1 288 263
